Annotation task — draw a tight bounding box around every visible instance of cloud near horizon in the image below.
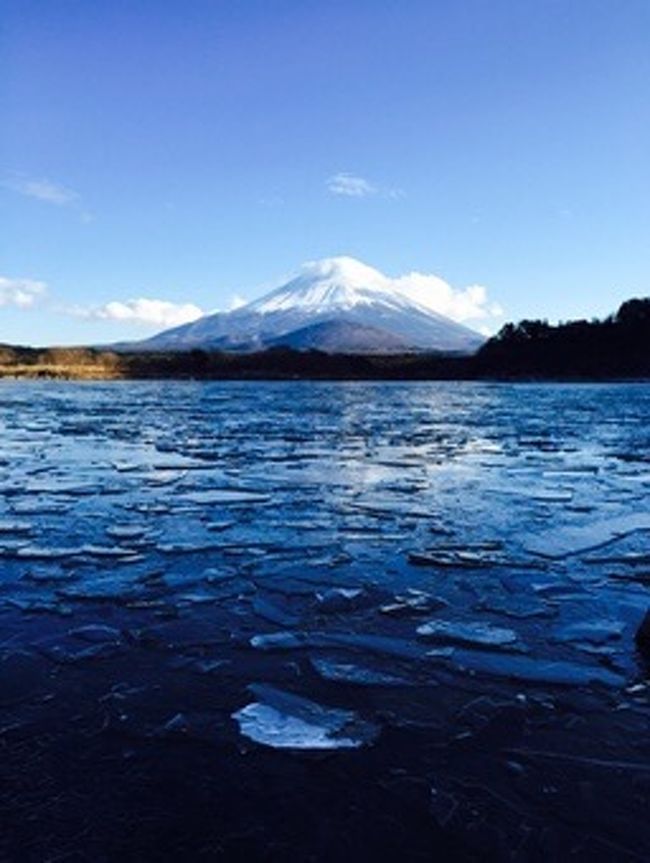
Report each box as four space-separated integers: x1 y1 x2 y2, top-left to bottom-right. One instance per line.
0 276 47 308
74 298 205 328
392 272 503 324
71 292 253 327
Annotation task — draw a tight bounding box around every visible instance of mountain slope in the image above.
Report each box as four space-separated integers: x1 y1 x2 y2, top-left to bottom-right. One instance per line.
265 320 413 353
126 257 485 354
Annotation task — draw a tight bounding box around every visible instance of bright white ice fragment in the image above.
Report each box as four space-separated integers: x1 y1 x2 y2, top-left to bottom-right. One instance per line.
232 684 379 750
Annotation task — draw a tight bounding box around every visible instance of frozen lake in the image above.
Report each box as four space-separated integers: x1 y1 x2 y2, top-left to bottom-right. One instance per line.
1 380 649 861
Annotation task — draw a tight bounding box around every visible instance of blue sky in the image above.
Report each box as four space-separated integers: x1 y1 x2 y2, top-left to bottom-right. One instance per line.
2 0 649 345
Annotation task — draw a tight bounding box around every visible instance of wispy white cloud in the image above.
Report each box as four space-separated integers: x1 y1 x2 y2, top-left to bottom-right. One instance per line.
327 172 377 198
73 298 204 328
2 173 93 221
326 172 404 200
3 174 79 205
0 276 47 309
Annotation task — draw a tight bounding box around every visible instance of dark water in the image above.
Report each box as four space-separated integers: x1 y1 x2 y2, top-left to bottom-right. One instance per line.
1 381 649 861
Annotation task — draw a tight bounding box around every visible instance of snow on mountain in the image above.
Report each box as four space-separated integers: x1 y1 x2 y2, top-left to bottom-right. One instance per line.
248 258 394 314
125 257 487 354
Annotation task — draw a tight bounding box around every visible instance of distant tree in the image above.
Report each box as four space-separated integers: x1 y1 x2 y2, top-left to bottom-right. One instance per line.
615 297 650 326
476 295 650 378
188 348 209 372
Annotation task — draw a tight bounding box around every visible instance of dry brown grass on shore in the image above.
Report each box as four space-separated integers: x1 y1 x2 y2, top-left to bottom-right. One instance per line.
0 364 125 379
0 348 127 379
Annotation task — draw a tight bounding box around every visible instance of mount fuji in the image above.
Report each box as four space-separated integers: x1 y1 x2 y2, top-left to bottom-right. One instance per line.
123 258 486 354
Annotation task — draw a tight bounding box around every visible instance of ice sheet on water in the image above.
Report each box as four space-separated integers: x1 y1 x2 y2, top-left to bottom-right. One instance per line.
0 520 33 534
551 620 625 645
43 641 125 664
1 379 649 854
68 624 123 643
476 594 554 619
14 545 85 560
445 649 625 687
0 539 31 553
252 596 301 627
112 461 141 473
8 598 73 616
81 544 143 558
250 631 425 660
10 500 71 515
416 620 519 649
157 540 224 554
409 550 504 569
380 589 448 617
23 565 75 584
106 525 150 540
233 683 379 749
205 520 236 532
315 587 382 613
310 658 416 687
183 489 272 505
524 512 650 558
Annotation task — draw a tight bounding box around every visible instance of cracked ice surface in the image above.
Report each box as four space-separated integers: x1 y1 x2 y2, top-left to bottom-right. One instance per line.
0 380 649 861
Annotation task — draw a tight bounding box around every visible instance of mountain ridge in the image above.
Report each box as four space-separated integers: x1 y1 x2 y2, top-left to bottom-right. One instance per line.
115 257 486 354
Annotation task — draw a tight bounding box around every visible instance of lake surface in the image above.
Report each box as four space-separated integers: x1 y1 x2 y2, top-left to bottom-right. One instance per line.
1 381 649 861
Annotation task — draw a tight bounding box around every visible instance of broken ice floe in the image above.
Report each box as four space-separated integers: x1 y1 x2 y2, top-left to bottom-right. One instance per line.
157 540 224 554
444 649 625 687
476 594 553 619
14 545 85 560
106 525 150 541
416 620 519 649
524 512 650 558
232 684 379 750
380 589 448 617
0 520 33 534
252 596 301 627
7 598 73 616
44 641 125 664
183 489 271 505
68 624 123 643
551 620 625 645
250 631 424 660
310 658 415 687
315 587 384 614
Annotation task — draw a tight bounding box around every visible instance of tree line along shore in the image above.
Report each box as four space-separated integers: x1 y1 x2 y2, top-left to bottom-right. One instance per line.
1 297 648 381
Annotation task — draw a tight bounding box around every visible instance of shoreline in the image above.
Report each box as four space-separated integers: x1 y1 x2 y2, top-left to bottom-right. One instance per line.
1 367 649 383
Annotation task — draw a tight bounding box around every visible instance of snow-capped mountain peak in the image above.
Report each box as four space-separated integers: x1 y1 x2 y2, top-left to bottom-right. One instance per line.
122 256 487 354
248 257 392 314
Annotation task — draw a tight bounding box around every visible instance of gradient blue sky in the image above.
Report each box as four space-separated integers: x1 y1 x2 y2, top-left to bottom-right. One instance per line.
2 0 649 345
